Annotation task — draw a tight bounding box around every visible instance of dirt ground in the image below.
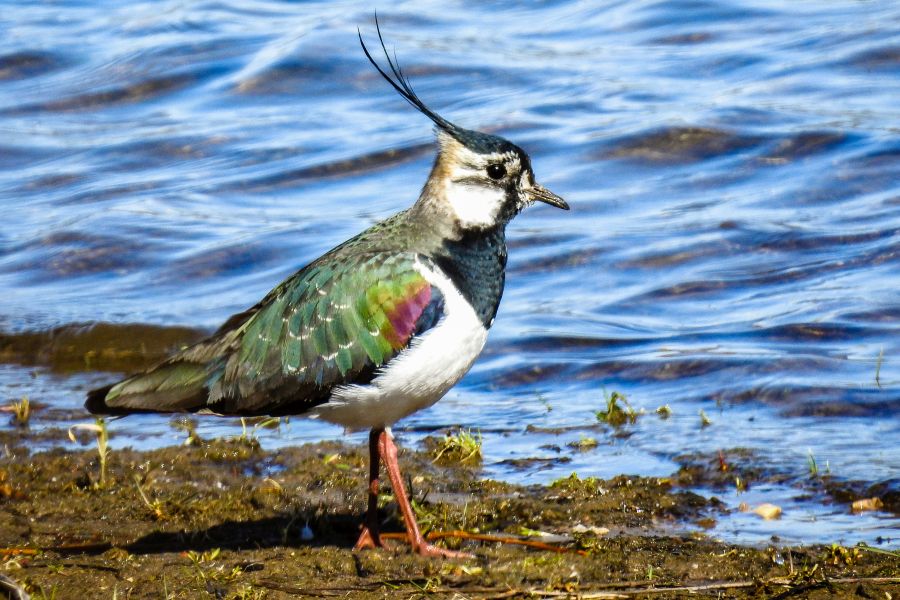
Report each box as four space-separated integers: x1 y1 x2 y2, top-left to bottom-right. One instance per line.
0 429 898 599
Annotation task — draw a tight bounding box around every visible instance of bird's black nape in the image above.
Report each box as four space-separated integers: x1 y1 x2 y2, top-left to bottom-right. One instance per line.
358 15 458 135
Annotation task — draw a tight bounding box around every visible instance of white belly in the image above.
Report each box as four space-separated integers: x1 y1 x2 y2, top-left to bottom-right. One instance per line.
310 259 489 430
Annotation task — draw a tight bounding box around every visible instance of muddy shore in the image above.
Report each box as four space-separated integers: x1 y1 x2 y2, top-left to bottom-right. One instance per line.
1 428 897 599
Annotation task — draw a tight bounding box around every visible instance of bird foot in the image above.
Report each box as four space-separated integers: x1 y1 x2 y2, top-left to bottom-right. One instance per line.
354 529 472 558
353 526 383 551
355 428 475 559
411 542 474 559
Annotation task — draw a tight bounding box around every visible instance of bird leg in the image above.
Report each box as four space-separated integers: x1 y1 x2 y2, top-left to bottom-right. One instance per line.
354 427 470 557
376 429 472 558
353 428 384 550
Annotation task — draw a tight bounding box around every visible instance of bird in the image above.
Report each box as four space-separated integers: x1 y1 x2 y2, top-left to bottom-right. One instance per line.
85 20 568 558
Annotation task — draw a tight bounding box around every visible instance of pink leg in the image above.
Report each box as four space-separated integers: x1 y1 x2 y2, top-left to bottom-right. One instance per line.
353 428 384 550
377 429 472 558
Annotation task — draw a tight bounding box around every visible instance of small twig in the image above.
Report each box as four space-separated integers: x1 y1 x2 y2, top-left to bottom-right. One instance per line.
46 541 113 555
523 592 628 599
380 529 588 556
425 529 589 556
856 543 900 558
0 548 38 557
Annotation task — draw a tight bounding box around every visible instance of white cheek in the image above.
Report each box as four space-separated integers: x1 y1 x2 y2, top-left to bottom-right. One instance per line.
446 181 505 228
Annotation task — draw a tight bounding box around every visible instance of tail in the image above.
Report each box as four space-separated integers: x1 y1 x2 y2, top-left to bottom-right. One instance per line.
85 384 121 415
84 362 211 415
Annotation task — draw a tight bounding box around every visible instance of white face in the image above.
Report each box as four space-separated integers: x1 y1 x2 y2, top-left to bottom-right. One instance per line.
438 133 528 230
444 179 507 229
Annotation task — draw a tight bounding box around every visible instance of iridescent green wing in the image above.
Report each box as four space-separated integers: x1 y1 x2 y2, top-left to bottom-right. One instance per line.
93 252 444 416
208 252 444 414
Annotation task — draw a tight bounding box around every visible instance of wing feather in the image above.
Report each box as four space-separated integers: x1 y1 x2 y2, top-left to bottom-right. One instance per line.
88 252 445 416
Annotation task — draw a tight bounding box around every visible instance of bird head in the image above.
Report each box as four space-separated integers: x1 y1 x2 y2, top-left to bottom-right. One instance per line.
359 21 569 232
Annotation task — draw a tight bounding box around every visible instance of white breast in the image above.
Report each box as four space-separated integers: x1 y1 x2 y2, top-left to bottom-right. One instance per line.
310 259 488 430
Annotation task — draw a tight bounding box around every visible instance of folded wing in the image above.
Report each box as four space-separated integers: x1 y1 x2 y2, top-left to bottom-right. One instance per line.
86 253 444 416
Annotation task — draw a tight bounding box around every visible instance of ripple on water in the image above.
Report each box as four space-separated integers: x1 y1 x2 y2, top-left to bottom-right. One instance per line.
0 144 54 170
0 0 898 547
758 131 850 163
715 385 897 418
234 55 358 96
841 45 900 72
222 143 433 193
18 172 88 192
159 242 281 284
600 127 854 168
100 137 226 173
600 126 763 165
2 231 155 282
511 246 604 274
2 67 223 115
841 307 900 324
0 50 68 81
648 32 715 45
572 356 830 385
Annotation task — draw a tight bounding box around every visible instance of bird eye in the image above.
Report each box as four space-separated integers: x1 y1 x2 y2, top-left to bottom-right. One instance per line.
486 163 506 180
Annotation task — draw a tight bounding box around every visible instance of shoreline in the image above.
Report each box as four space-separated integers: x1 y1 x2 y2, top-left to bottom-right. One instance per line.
1 435 897 598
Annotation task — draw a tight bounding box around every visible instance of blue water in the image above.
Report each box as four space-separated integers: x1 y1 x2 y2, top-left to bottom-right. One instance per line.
1 0 898 546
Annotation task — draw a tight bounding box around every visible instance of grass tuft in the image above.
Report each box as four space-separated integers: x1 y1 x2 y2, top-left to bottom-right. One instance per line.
596 391 639 427
807 449 819 478
568 435 599 450
431 428 483 465
10 396 30 427
68 417 110 488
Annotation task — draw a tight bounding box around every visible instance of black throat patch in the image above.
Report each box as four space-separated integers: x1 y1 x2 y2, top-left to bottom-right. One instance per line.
432 226 507 328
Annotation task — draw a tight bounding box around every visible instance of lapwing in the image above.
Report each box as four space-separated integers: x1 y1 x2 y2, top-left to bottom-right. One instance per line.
86 21 568 557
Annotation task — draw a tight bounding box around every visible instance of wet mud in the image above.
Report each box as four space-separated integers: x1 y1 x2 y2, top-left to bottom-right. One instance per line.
1 435 897 599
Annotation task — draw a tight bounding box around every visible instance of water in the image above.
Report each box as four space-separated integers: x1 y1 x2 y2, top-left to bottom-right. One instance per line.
1 0 898 547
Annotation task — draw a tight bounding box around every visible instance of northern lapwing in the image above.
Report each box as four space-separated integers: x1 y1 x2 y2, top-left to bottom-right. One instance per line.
86 20 568 557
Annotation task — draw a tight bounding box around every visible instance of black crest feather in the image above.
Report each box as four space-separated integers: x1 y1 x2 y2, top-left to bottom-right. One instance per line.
358 15 458 134
359 16 521 156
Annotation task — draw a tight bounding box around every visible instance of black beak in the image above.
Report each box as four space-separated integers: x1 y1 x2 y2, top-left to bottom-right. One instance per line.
528 183 569 210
